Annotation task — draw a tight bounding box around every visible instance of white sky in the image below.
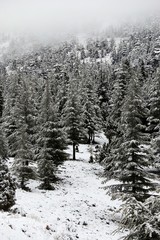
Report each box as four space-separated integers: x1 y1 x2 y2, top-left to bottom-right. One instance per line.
0 0 159 37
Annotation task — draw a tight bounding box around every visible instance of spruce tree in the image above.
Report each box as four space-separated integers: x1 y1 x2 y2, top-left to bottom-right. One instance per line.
82 80 102 144
103 62 131 178
37 78 67 190
147 69 160 136
10 78 36 190
106 78 154 201
62 90 82 160
12 123 35 191
121 196 160 240
106 59 131 143
2 72 20 156
0 126 16 210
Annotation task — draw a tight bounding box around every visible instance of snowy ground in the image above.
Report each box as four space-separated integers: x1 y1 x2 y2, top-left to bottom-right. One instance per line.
0 133 126 240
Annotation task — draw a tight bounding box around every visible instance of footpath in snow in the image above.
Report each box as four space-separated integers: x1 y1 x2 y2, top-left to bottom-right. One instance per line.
0 133 126 240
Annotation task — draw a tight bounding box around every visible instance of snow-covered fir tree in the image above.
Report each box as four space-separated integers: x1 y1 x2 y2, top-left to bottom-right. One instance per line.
11 122 35 191
82 80 102 144
0 125 16 210
147 69 160 136
62 86 82 160
121 196 160 240
37 78 67 190
4 76 36 190
105 77 154 201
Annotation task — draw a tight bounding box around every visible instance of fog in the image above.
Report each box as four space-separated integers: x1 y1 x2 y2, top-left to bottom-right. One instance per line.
0 0 160 39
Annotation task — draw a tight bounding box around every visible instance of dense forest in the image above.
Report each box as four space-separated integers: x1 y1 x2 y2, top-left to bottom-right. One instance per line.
0 18 160 239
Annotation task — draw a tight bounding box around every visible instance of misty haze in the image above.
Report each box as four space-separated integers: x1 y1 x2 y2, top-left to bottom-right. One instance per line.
0 0 160 37
0 1 160 240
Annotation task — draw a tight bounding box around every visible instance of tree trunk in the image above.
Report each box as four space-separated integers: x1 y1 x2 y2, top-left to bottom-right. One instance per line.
21 176 25 189
92 133 95 143
73 142 76 160
88 131 92 144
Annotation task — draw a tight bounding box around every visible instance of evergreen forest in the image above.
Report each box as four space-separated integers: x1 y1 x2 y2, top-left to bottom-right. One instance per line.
0 17 160 239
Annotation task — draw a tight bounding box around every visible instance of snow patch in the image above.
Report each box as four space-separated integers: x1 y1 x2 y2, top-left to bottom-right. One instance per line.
0 132 126 240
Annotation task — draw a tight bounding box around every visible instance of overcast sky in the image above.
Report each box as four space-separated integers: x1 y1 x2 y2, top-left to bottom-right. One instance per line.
0 0 159 38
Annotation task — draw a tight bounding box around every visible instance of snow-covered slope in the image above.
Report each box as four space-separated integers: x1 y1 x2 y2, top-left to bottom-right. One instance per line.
0 133 126 240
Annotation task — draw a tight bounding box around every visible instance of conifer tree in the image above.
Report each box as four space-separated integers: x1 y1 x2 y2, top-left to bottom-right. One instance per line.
146 70 160 168
12 122 35 190
2 73 21 156
0 64 6 118
82 80 102 143
147 70 160 136
121 196 160 240
62 89 82 160
105 78 154 201
103 63 131 172
10 78 36 190
0 126 16 210
106 60 131 143
37 78 67 189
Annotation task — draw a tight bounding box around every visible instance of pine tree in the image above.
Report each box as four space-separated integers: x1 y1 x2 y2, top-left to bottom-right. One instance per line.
37 78 67 189
105 78 154 201
146 70 160 168
121 196 160 240
106 60 131 143
98 142 108 163
12 123 35 191
0 120 8 160
0 64 6 118
10 78 36 190
103 63 131 175
2 72 21 156
62 90 82 160
0 126 16 210
82 80 102 144
147 70 160 136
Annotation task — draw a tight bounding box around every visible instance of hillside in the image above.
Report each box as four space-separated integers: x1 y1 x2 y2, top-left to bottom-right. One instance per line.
0 133 127 240
0 15 160 240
